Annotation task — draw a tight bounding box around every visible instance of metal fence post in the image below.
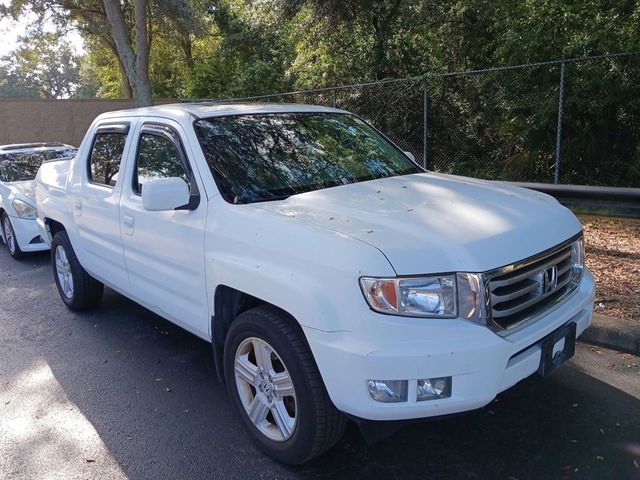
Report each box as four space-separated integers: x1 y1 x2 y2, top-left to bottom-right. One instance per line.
554 62 566 184
423 85 428 169
332 89 337 108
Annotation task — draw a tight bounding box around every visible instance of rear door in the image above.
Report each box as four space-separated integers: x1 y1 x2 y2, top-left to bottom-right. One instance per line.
73 123 132 288
119 120 209 338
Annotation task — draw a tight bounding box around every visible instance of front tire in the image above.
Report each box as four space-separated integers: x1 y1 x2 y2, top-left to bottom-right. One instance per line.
224 306 346 464
2 212 25 259
51 231 104 311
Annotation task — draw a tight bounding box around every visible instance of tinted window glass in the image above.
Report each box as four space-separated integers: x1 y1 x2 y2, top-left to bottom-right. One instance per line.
0 149 76 182
89 133 127 187
134 133 189 194
194 113 420 204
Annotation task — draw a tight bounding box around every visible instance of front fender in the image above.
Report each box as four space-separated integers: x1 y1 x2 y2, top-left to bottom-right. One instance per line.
205 200 396 334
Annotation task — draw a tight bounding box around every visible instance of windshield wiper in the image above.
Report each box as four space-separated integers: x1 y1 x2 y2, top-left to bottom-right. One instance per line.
241 193 293 204
261 194 292 202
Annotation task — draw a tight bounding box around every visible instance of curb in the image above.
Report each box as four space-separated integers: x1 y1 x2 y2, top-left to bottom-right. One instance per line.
580 313 640 355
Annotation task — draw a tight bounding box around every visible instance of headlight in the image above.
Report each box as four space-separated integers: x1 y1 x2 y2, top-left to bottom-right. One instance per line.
12 199 37 219
570 237 584 286
360 275 457 317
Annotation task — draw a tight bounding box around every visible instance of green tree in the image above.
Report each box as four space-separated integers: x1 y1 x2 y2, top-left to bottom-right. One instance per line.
0 32 81 98
283 0 407 81
0 68 39 97
187 0 292 98
3 0 206 105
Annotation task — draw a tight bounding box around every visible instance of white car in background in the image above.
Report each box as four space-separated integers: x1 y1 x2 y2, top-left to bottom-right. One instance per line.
0 143 77 259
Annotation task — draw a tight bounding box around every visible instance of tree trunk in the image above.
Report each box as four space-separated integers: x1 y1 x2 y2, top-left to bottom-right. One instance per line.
371 16 388 80
103 0 152 107
117 55 134 99
370 0 403 81
181 34 194 71
101 37 133 98
133 0 152 106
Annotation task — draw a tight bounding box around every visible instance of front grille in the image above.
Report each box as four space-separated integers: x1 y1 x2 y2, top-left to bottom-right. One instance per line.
487 241 577 331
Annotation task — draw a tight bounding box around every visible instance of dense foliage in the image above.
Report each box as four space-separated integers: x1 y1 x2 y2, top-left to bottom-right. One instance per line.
0 32 82 98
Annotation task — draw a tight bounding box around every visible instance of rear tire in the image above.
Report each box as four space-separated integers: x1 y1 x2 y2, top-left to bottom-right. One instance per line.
51 231 103 311
224 305 347 464
2 212 25 259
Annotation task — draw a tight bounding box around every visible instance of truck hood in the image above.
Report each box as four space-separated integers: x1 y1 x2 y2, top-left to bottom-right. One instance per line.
253 173 582 275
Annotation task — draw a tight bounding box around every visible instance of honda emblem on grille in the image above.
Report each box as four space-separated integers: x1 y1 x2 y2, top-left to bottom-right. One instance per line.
542 265 558 294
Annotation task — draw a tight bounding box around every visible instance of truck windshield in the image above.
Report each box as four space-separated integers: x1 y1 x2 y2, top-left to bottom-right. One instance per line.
0 150 75 183
194 112 420 204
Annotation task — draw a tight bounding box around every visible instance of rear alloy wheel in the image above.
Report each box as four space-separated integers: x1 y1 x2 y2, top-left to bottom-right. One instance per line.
2 212 24 259
225 306 347 464
51 231 104 311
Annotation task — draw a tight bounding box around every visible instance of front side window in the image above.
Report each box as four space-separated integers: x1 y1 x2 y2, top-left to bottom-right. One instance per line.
134 133 189 194
194 113 420 204
89 132 128 187
0 149 75 183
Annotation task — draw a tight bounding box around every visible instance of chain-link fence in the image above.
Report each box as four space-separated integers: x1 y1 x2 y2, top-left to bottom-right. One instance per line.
223 52 640 187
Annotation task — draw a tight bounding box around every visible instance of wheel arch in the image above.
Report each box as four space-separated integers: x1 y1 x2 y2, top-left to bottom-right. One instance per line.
44 217 67 241
211 285 308 384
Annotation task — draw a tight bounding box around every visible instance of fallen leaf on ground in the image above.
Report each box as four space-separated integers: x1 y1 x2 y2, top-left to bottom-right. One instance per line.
579 215 640 322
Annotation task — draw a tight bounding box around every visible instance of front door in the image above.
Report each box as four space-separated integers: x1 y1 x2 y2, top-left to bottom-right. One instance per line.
119 121 208 338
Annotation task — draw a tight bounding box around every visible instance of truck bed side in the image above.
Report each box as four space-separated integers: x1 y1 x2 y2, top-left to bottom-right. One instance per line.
35 158 73 245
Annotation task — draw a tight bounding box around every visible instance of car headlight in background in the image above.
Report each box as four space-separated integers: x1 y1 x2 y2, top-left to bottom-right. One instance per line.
12 199 37 219
360 275 457 317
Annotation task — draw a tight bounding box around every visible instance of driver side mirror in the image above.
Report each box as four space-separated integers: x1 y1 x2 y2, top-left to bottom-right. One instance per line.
404 151 416 162
142 177 191 211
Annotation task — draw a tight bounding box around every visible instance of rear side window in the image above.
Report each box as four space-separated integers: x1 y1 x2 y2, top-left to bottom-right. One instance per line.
134 133 189 194
89 132 128 187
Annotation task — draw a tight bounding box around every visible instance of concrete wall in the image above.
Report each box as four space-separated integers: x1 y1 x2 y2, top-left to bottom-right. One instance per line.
0 98 177 147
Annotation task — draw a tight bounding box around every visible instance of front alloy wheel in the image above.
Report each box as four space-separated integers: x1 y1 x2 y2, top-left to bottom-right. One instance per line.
234 337 297 441
225 306 347 464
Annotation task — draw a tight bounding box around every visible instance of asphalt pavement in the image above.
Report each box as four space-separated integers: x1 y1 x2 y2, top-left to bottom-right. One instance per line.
1 248 639 480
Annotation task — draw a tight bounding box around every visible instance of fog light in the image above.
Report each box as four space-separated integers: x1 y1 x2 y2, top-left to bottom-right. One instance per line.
367 380 408 403
417 377 452 401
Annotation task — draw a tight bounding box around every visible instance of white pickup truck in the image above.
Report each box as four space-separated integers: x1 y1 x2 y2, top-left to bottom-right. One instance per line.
36 103 595 464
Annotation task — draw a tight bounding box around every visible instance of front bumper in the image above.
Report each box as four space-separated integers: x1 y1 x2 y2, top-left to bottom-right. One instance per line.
305 269 595 421
4 215 49 253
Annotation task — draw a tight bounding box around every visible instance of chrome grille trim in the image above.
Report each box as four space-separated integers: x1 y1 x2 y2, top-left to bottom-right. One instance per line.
483 233 582 334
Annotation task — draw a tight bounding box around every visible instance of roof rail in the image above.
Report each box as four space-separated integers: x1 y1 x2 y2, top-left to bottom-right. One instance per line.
0 142 66 151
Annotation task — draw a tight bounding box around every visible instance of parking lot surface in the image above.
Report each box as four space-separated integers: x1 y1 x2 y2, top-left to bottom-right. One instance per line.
1 249 639 480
